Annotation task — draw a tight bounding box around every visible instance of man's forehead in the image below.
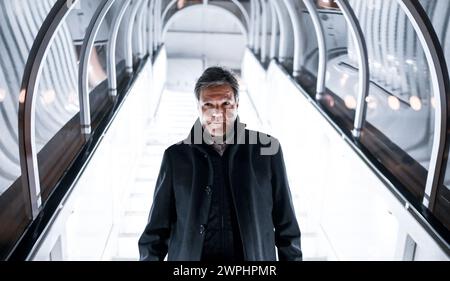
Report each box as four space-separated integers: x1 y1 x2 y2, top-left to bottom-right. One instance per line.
200 87 234 101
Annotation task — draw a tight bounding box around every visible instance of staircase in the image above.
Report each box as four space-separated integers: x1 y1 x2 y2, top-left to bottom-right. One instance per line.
107 89 198 260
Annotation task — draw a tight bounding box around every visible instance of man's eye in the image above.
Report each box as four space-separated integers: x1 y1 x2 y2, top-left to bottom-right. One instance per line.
223 102 231 106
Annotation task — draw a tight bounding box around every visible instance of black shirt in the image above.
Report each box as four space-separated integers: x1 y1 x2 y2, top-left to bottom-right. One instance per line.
200 143 244 262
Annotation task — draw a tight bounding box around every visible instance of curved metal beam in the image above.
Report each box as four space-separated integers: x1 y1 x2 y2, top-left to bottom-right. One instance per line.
155 0 162 47
153 0 161 50
162 4 248 41
253 0 261 54
19 0 80 219
396 0 450 210
79 0 117 135
107 1 131 97
269 0 292 62
260 0 269 62
249 0 255 48
135 0 149 59
335 0 369 138
125 0 144 74
230 0 250 33
148 0 156 55
302 0 327 96
269 0 279 60
282 0 304 76
161 0 177 27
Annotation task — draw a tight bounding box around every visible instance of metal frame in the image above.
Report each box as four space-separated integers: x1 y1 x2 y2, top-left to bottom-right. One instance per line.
282 0 303 76
269 0 279 60
396 0 450 210
259 0 268 62
148 0 156 55
161 0 177 29
335 0 369 138
135 0 149 59
161 3 248 41
230 0 250 34
269 0 291 63
253 0 261 54
78 0 117 135
155 0 162 47
249 0 255 48
107 1 131 97
125 0 144 74
18 0 81 219
302 0 327 96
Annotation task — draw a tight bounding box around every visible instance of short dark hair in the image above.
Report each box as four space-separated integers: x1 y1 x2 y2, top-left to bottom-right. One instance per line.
194 66 239 101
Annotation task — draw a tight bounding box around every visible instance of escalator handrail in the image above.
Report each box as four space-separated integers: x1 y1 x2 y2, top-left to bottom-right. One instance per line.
18 0 82 220
397 0 450 212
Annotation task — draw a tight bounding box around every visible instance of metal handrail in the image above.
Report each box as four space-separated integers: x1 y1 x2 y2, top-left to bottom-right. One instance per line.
269 0 279 60
160 2 248 42
302 0 327 97
107 1 131 97
18 0 81 219
155 0 162 48
78 0 117 135
335 0 369 138
230 0 250 33
136 0 150 59
249 0 255 48
269 0 291 63
253 0 261 54
396 0 450 210
282 0 304 76
161 0 177 29
125 0 144 74
148 0 156 55
260 0 268 63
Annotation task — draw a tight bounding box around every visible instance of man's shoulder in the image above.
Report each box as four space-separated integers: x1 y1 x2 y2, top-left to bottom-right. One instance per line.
243 128 280 146
164 141 192 153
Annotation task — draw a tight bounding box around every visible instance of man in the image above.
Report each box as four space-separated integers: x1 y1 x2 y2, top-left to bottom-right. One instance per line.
138 67 302 261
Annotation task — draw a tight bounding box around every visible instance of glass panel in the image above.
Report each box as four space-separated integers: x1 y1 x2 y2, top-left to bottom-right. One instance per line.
314 1 355 131
421 0 450 231
35 1 84 203
0 0 57 260
348 0 434 202
35 0 115 203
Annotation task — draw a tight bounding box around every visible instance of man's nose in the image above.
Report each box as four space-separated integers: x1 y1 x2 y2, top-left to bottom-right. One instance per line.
210 108 223 117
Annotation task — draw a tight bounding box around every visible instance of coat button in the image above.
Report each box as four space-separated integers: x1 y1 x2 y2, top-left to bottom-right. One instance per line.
203 154 208 159
200 224 206 235
205 185 212 195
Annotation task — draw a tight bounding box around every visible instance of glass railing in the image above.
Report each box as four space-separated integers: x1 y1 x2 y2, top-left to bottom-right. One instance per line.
0 0 57 260
249 0 450 239
1 0 154 260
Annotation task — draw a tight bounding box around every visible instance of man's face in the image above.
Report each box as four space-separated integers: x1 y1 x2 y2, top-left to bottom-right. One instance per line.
198 84 239 137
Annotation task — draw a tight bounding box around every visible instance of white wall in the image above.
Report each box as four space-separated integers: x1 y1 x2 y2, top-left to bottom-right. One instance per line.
164 4 246 70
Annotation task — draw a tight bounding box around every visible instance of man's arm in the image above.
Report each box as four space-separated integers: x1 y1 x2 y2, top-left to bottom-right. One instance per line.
271 143 302 261
138 150 175 261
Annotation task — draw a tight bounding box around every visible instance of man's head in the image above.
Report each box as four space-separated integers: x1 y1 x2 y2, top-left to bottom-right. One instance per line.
195 66 239 137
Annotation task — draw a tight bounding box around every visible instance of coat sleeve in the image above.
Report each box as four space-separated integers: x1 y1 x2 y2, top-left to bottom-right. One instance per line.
138 149 175 261
271 142 303 261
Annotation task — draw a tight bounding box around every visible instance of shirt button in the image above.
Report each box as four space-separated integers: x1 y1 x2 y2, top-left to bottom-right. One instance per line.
200 224 206 235
205 185 212 195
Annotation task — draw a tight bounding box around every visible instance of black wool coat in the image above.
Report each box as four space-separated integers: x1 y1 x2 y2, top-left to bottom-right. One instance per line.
138 118 302 261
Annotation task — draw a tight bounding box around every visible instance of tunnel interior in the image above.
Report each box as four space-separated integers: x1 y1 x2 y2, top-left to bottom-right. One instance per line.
0 0 449 261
